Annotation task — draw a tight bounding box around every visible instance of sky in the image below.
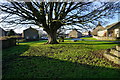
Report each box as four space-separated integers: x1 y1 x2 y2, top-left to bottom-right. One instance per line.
0 12 119 34
4 13 119 34
0 1 120 34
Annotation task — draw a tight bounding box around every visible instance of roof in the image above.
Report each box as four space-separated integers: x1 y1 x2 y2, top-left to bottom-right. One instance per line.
93 23 104 31
72 29 82 33
107 21 120 30
91 23 104 35
24 27 38 31
105 22 120 30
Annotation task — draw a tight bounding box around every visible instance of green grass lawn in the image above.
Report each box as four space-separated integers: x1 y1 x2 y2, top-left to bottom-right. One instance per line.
81 37 97 40
2 40 120 79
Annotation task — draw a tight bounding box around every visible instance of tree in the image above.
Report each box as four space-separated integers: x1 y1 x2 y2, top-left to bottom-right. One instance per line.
57 26 66 37
0 1 119 44
7 29 16 36
88 31 91 36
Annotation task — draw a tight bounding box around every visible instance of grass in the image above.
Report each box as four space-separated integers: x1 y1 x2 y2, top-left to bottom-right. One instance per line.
2 40 120 79
81 37 97 40
81 37 120 41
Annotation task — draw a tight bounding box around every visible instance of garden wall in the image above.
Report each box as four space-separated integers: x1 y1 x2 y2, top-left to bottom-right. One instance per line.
103 45 120 65
93 36 116 40
1 38 16 49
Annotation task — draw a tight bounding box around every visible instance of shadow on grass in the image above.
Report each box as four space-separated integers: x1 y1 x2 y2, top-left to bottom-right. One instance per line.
2 45 30 75
2 43 120 79
2 53 120 78
2 45 30 60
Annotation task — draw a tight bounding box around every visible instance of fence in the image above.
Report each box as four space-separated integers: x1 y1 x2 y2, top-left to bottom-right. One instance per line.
1 38 16 49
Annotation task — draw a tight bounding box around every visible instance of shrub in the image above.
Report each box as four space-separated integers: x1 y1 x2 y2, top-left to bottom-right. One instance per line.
59 36 64 42
7 29 16 36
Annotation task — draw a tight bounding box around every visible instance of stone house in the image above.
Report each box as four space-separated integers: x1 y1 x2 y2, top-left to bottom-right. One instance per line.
106 22 120 38
0 27 6 37
68 29 82 38
22 27 39 40
91 22 105 36
97 22 120 38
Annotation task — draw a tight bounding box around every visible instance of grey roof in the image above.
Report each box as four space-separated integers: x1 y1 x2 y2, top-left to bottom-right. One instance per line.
72 29 82 33
105 21 120 30
24 27 38 31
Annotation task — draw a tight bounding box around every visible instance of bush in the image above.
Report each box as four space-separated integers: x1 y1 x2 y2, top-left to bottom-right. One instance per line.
59 36 64 42
7 29 16 36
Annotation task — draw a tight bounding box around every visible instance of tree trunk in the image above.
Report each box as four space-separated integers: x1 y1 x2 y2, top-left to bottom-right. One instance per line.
46 30 59 44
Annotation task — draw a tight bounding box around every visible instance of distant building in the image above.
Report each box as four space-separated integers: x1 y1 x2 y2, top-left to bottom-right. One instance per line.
97 30 107 37
68 29 82 38
91 22 105 36
82 31 92 36
105 22 120 38
97 22 120 38
82 31 89 36
22 27 39 40
0 27 6 37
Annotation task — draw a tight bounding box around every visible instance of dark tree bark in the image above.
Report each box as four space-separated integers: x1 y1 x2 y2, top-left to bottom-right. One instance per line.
47 30 59 44
44 21 62 44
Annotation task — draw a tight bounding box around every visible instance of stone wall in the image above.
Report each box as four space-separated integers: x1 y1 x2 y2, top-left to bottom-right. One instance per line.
93 36 116 40
2 38 16 49
104 45 120 65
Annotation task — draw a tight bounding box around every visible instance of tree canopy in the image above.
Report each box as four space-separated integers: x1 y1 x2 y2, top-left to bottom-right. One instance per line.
0 1 119 44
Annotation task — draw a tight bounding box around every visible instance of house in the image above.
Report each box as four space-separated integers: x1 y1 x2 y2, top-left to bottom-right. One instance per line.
97 22 120 38
68 29 82 38
106 22 120 38
82 31 89 36
91 22 105 36
22 27 39 40
0 27 6 37
97 30 107 37
82 31 92 36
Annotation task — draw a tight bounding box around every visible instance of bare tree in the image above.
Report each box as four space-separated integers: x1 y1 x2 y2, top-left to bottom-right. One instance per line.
0 1 119 44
